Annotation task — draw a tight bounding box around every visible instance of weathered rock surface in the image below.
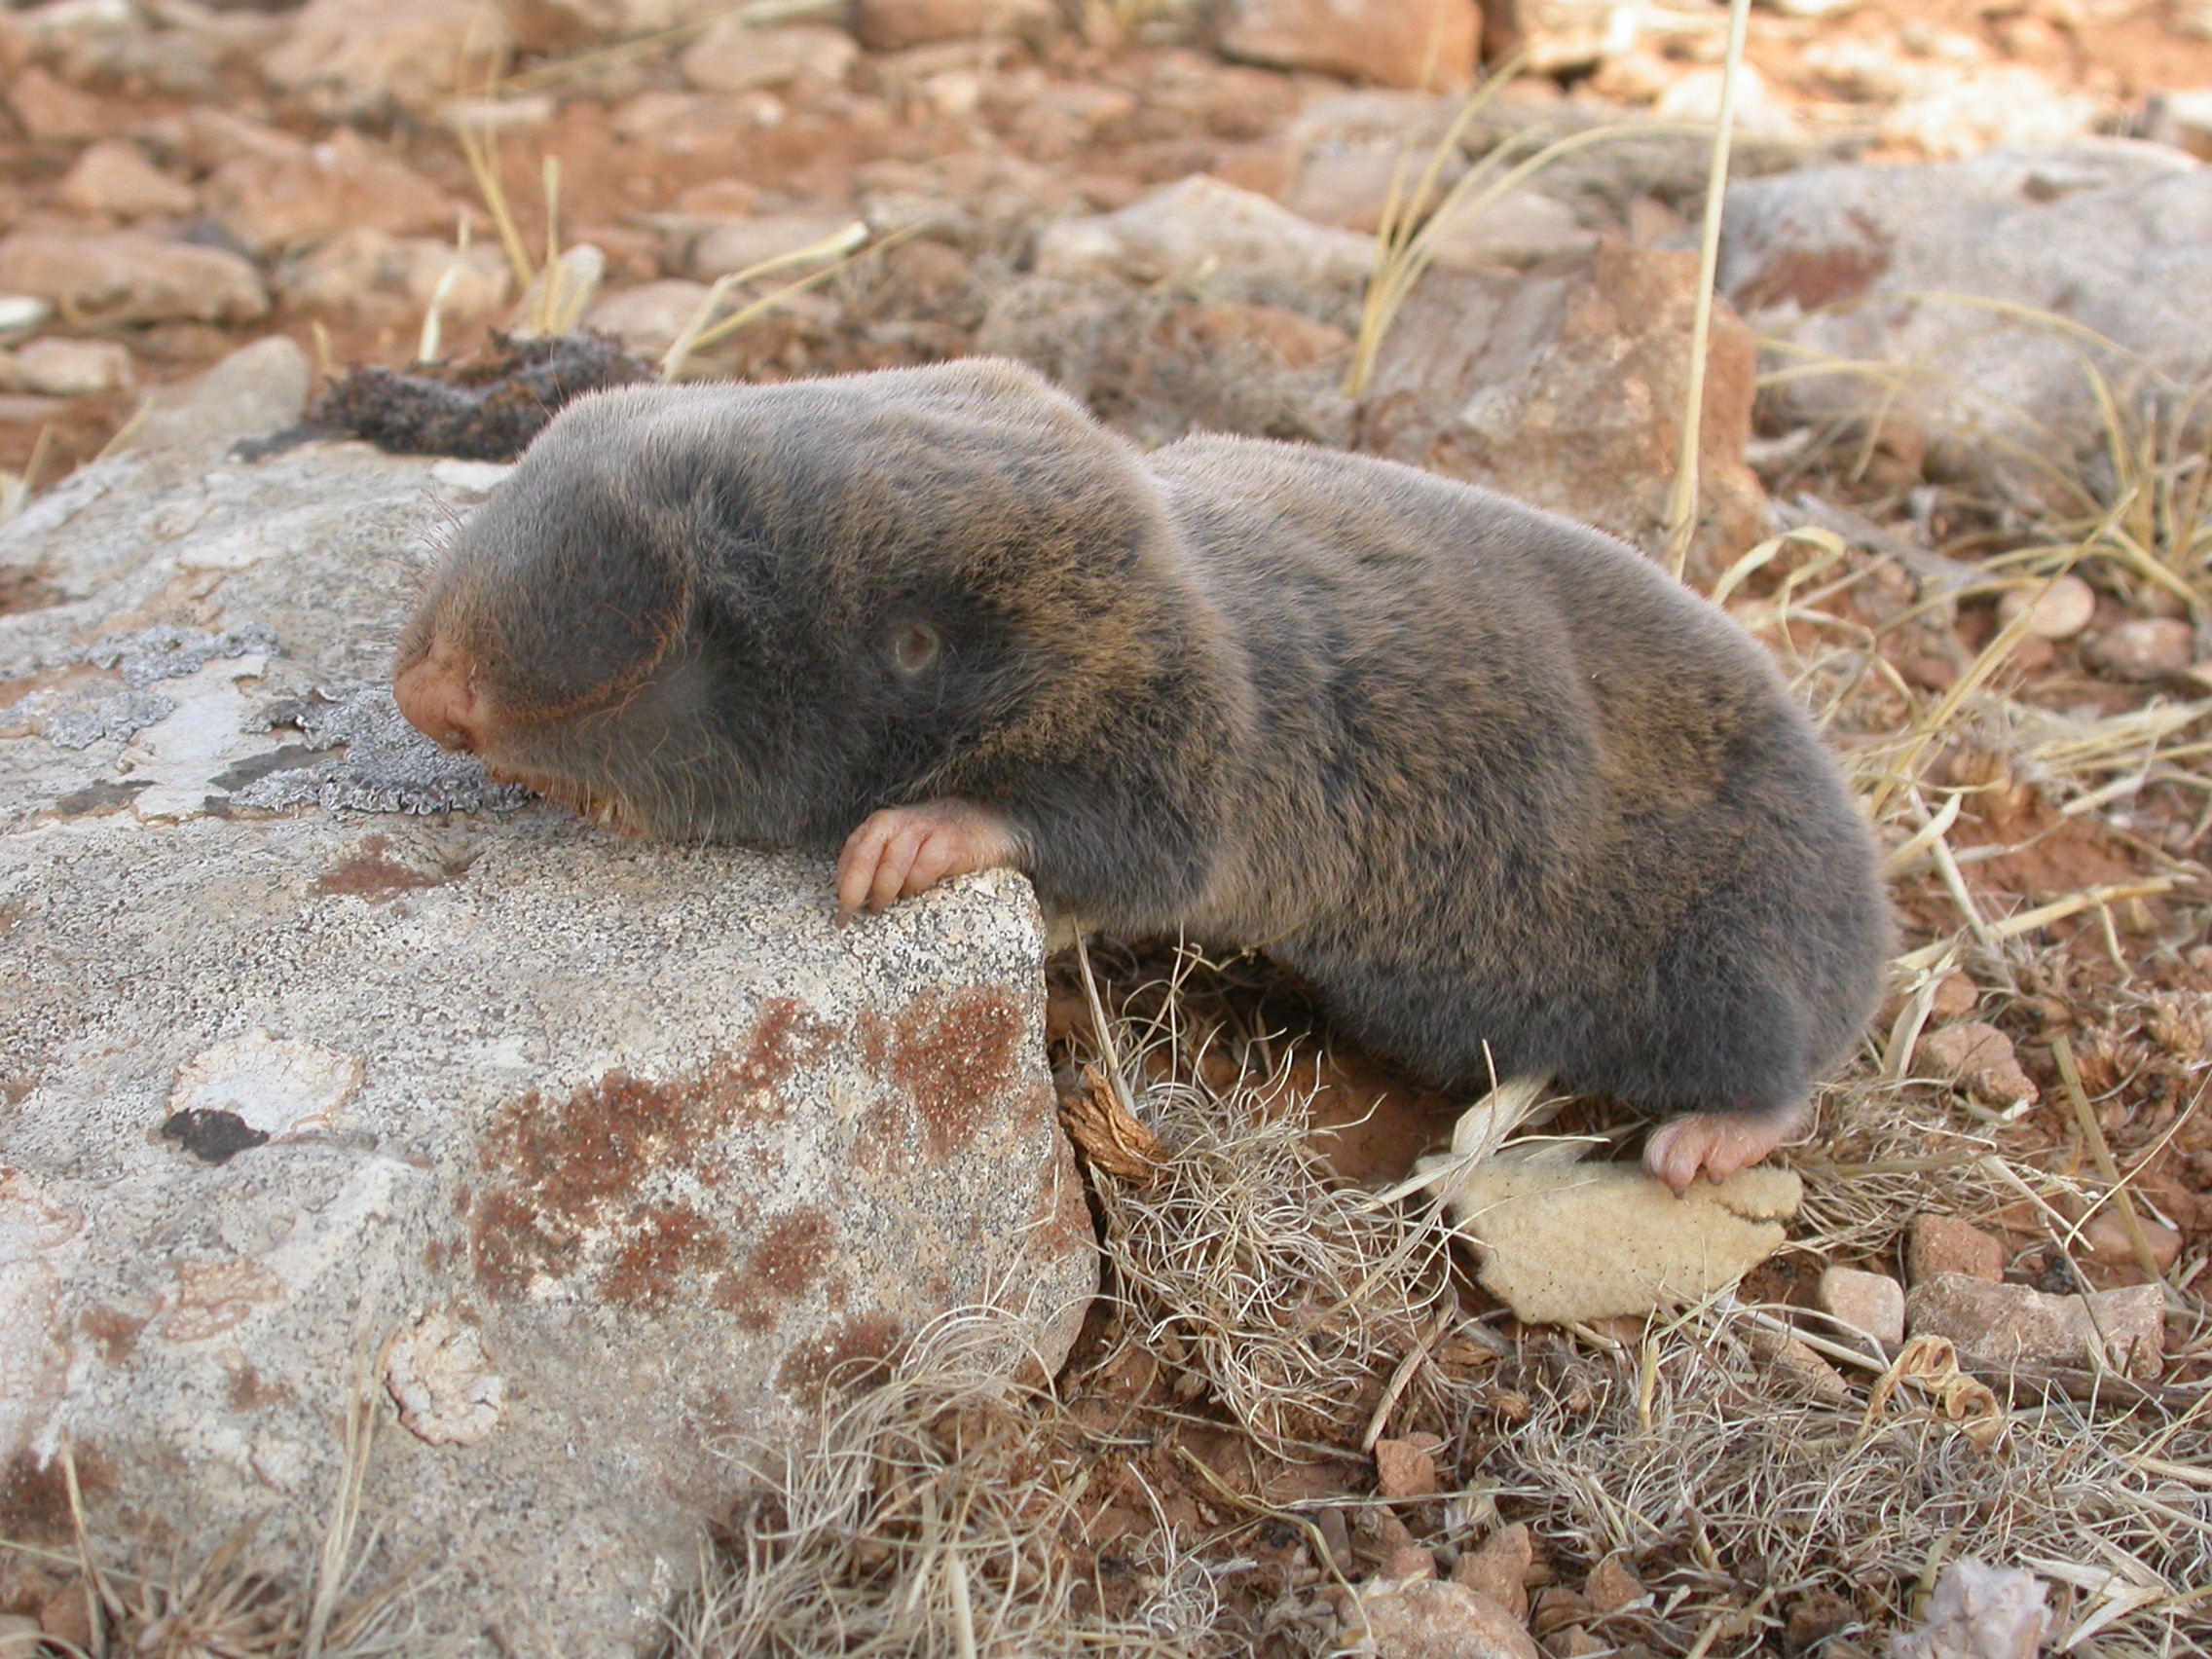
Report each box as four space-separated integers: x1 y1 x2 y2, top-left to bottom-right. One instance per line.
1425 1161 1800 1324
680 21 859 92
1719 147 2212 481
1342 1577 1542 1659
1905 1274 2164 1379
0 350 1095 1655
0 231 268 326
202 129 453 257
1034 174 1377 296
1357 242 1765 576
853 0 1053 52
1215 0 1478 92
262 0 511 117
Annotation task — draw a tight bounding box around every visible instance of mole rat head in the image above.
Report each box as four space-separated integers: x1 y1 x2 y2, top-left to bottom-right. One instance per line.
392 363 1167 845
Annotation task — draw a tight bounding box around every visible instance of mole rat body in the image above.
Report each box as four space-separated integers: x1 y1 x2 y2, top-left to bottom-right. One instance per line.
394 358 1890 1191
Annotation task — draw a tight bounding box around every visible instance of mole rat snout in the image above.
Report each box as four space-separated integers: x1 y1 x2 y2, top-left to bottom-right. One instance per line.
393 636 489 755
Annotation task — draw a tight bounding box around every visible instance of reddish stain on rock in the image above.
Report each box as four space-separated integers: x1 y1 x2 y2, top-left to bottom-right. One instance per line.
776 1311 905 1401
747 1207 837 1299
470 999 840 1305
885 988 1025 1161
1734 216 1892 313
602 1203 725 1309
0 1446 110 1544
313 834 443 899
79 1306 146 1364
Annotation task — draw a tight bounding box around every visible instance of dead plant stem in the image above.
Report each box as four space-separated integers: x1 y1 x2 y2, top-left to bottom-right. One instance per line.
1662 0 1751 581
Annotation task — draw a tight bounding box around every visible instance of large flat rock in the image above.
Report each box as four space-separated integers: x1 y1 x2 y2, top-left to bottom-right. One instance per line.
0 351 1095 1654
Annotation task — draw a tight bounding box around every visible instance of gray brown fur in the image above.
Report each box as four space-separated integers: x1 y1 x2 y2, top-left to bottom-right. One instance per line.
396 358 1890 1117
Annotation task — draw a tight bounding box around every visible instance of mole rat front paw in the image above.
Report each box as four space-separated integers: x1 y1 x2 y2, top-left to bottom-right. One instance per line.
834 801 1022 922
1641 1099 1811 1197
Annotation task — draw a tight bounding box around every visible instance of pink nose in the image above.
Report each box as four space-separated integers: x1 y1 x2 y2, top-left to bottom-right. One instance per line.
393 639 487 754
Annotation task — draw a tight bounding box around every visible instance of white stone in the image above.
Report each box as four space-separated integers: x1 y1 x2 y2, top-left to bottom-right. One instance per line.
11 335 132 396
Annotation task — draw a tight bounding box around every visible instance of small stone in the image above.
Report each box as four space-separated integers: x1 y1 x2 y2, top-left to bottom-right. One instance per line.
1425 188 1599 274
262 0 511 117
1997 574 2095 641
586 279 714 358
1917 1021 2039 1107
1544 1630 1604 1659
203 129 452 258
1880 65 2097 160
11 336 133 396
687 213 860 282
681 22 857 92
35 1583 91 1648
114 335 309 456
1906 1273 2165 1379
1816 1266 1906 1346
1928 972 1979 1022
1034 174 1377 296
0 233 268 326
1583 1556 1643 1616
8 65 106 143
0 295 49 335
0 1614 42 1658
1366 1507 1420 1555
1748 1326 1853 1403
2084 617 2196 682
1376 1436 1441 1499
1384 1545 1439 1582
55 139 200 220
2081 1210 2183 1275
853 0 1051 52
1451 1523 1531 1621
1530 1586 1591 1636
1350 1579 1543 1659
1784 1588 1854 1652
1217 0 1478 91
1909 1215 2007 1286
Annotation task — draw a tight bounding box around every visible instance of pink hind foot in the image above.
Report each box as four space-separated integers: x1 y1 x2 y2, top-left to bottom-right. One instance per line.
1642 1098 1813 1198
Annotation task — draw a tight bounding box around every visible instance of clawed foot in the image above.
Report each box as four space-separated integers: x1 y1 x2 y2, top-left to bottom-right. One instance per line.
834 801 1022 922
1642 1098 1812 1198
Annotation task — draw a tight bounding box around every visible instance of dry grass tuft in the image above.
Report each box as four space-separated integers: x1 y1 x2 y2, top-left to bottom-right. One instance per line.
665 1314 1222 1659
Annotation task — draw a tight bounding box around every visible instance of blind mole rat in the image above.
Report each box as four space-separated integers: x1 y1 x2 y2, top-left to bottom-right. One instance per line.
392 358 1890 1194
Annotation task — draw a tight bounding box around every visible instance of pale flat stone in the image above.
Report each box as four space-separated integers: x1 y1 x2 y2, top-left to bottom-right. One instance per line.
1429 1161 1800 1325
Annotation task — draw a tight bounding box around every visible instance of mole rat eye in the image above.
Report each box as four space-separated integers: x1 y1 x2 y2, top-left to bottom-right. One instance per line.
890 621 941 679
